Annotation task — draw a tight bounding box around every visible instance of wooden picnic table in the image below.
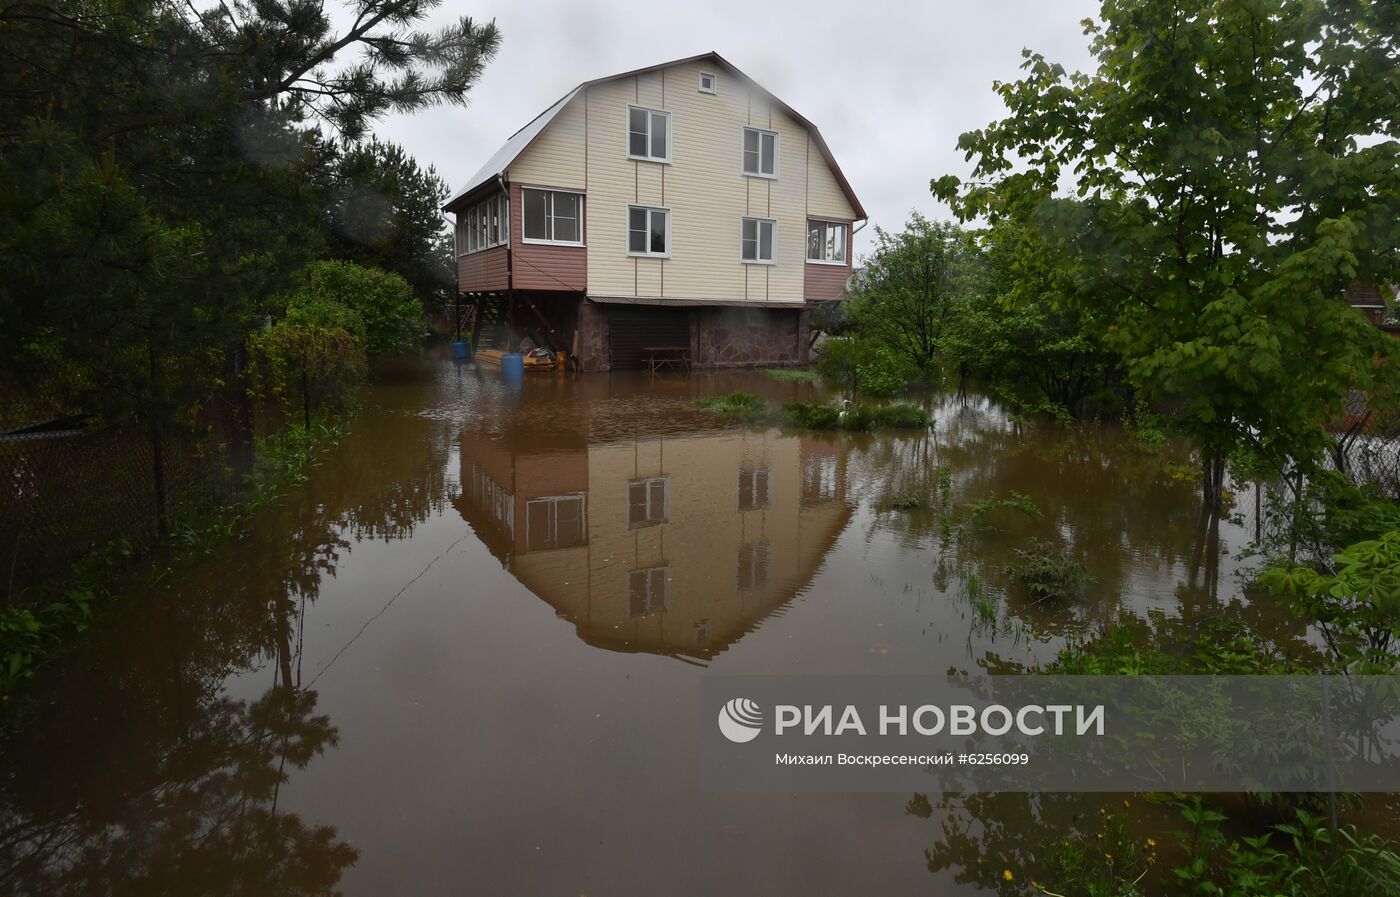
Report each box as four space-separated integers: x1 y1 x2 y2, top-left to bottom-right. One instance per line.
641 345 691 373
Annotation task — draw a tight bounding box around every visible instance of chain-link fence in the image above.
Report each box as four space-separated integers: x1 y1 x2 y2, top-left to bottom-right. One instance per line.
0 361 254 601
1328 391 1400 497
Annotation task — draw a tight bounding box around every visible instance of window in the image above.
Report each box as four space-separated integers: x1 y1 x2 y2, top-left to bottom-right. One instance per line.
807 220 848 264
521 188 582 245
627 105 670 162
627 476 669 528
737 539 771 591
737 466 771 511
467 462 514 540
628 566 671 617
698 72 717 94
456 191 509 255
525 494 586 552
801 454 840 504
628 206 670 257
742 127 778 178
741 217 776 264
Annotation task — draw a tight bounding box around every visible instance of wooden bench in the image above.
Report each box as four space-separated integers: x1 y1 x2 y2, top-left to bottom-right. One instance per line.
641 345 691 373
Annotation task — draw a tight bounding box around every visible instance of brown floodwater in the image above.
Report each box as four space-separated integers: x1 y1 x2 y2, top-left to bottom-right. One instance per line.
0 349 1324 895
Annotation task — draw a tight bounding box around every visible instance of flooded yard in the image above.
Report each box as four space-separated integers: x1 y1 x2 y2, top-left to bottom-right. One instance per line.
2 349 1292 895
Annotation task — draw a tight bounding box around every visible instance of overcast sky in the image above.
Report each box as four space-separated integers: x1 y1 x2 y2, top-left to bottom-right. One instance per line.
372 0 1100 257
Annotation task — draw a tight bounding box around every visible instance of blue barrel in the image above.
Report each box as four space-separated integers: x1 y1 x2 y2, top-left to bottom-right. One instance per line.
500 353 525 378
450 339 472 360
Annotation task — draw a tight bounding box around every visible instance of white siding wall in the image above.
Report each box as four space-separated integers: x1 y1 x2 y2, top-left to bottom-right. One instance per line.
506 59 858 302
507 95 587 189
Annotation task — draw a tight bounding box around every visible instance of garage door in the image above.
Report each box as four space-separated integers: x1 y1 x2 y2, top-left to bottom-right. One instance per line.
607 308 691 369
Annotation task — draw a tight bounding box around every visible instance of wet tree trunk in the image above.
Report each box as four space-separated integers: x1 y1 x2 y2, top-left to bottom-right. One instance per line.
1201 445 1226 510
149 344 168 542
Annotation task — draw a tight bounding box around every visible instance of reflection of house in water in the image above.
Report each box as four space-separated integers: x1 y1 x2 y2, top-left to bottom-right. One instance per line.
454 427 851 661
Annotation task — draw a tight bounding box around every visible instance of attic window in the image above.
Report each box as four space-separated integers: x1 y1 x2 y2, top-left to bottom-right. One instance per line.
698 72 717 94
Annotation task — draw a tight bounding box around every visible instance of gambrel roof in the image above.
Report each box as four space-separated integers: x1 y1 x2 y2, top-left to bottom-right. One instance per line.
445 51 866 219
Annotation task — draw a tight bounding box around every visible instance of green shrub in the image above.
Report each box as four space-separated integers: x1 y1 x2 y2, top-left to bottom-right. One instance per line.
815 336 878 397
248 317 366 426
294 260 421 355
698 391 769 420
859 347 918 397
1258 529 1400 671
881 492 927 511
1007 538 1091 600
783 400 845 429
783 400 929 432
868 402 930 429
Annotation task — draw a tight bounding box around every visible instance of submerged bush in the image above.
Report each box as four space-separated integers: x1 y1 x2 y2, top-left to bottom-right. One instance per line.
783 401 929 432
868 402 930 429
784 400 844 429
881 492 927 511
1007 538 1091 600
698 391 769 420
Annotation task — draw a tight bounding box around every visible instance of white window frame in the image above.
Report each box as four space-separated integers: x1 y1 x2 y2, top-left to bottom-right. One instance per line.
626 105 672 164
698 71 717 94
806 219 849 266
741 126 779 179
740 216 777 265
524 493 587 552
627 205 672 259
520 187 585 247
627 476 670 529
456 191 510 256
737 466 772 511
628 566 672 617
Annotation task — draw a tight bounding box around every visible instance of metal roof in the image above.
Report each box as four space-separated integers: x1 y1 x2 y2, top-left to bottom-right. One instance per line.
445 52 866 219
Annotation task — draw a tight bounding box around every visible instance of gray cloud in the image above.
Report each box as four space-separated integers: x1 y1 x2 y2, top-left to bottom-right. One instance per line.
369 0 1099 257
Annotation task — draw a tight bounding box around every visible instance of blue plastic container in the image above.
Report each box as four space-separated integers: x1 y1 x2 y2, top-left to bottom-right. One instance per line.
450 339 471 360
500 353 525 378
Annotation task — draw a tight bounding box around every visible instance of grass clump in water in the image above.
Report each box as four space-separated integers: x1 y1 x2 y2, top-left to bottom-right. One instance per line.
881 492 927 511
783 400 930 432
869 402 930 429
763 368 818 382
1007 538 1092 600
698 391 770 421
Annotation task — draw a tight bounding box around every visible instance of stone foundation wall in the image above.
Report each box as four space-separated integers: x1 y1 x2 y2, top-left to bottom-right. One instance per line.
576 301 610 372
694 306 807 368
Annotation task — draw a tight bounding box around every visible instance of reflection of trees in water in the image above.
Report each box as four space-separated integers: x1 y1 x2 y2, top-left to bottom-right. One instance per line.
0 672 354 896
850 391 1226 637
0 371 474 894
329 406 456 543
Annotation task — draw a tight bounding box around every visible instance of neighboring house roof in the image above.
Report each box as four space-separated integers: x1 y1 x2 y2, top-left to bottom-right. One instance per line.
445 51 866 219
1346 282 1388 309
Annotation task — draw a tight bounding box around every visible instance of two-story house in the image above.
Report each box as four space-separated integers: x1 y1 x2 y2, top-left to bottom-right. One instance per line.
445 52 866 371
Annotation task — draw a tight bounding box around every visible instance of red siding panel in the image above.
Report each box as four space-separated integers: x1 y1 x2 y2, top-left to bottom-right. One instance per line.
804 262 851 301
459 245 509 292
802 223 853 301
509 182 586 292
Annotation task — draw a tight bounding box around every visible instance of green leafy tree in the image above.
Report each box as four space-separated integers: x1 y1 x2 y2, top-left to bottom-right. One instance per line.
934 0 1400 504
0 0 500 418
945 226 1123 417
848 213 973 373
